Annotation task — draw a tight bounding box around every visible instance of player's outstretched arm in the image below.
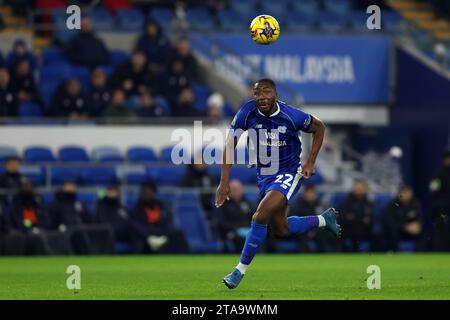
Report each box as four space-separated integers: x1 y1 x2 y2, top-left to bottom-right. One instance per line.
302 115 326 179
215 136 238 208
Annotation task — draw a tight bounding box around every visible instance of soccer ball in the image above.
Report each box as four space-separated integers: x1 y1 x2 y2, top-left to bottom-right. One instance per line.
249 15 280 45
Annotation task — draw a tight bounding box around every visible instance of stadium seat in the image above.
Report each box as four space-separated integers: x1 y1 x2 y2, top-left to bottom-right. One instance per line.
173 204 223 253
259 1 288 17
110 50 129 65
318 11 349 31
19 102 43 117
148 8 173 30
228 0 256 16
80 167 118 186
116 9 145 31
20 165 46 186
373 193 393 233
24 146 56 163
90 8 115 31
127 146 157 162
68 65 91 90
218 10 247 31
0 145 19 162
285 12 318 31
92 146 124 163
58 146 90 162
277 240 300 253
147 166 186 186
186 8 214 30
244 191 259 206
124 191 139 210
330 192 347 209
349 10 370 32
207 165 221 182
160 145 190 162
398 241 416 252
41 48 66 66
50 166 83 185
175 191 200 206
382 10 402 33
191 83 211 112
230 165 257 185
77 191 97 213
323 0 352 16
291 0 320 16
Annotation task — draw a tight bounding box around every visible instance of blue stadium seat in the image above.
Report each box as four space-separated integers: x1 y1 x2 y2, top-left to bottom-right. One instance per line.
373 192 393 233
77 191 97 213
207 165 221 182
149 8 173 30
110 50 129 65
230 165 257 184
228 0 257 16
68 65 91 90
40 61 72 80
58 146 90 163
186 8 214 30
0 145 19 162
147 166 186 186
382 10 402 32
175 191 200 206
330 192 347 209
19 102 42 117
285 12 318 31
291 0 320 16
398 240 416 252
117 9 145 31
20 165 45 186
50 166 83 185
24 146 55 163
92 146 124 163
127 146 157 162
160 145 190 162
349 10 370 32
41 49 67 66
80 167 117 186
244 191 259 206
90 8 115 31
259 1 288 17
277 240 300 252
218 10 247 31
173 204 222 253
124 191 139 210
191 83 211 112
39 79 60 105
318 11 349 31
323 0 352 16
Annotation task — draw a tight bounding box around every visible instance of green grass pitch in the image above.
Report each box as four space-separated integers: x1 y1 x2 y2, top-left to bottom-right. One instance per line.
0 254 449 300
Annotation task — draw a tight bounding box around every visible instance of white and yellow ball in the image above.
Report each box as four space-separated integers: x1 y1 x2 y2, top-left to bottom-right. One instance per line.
249 15 280 45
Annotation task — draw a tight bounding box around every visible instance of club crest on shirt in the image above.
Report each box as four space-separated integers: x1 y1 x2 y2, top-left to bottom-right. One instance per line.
277 126 287 133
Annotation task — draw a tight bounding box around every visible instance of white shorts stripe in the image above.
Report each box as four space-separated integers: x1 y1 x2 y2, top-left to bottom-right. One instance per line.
286 166 303 200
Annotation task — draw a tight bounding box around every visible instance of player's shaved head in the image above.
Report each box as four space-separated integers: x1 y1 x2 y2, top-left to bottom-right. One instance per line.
254 78 276 92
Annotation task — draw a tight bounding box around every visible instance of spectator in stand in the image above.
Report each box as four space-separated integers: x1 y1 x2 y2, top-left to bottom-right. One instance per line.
339 179 374 252
64 16 110 68
216 179 253 252
95 185 137 252
174 87 199 117
88 68 111 117
168 37 197 81
0 188 25 255
291 185 337 252
384 186 424 252
206 92 224 124
163 59 190 105
6 39 38 71
7 179 50 255
48 78 90 119
136 90 166 118
108 49 157 98
135 19 170 67
0 67 18 117
130 181 189 253
181 160 215 219
0 157 23 201
47 180 114 254
430 151 450 251
102 89 136 120
0 51 4 67
9 58 42 109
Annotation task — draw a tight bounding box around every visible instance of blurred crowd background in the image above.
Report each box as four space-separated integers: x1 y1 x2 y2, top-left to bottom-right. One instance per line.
0 0 449 255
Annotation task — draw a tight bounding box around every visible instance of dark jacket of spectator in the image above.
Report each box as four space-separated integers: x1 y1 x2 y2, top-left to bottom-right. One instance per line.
181 163 215 216
130 197 173 230
0 202 12 233
168 39 197 81
136 20 170 66
95 195 131 241
163 60 190 103
8 191 49 231
48 79 90 117
10 59 41 106
88 68 111 117
0 170 22 191
217 197 252 232
294 197 323 216
6 39 38 71
0 68 18 116
64 27 110 68
47 191 91 228
340 193 374 239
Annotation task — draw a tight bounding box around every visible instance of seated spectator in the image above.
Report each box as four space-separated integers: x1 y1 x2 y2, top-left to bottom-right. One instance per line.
0 156 23 204
383 186 424 252
339 179 374 252
168 38 197 81
0 67 18 117
102 89 136 120
135 19 170 67
48 78 90 119
130 181 188 253
0 51 4 67
174 87 199 117
216 180 253 252
10 58 42 108
430 151 450 251
88 68 111 117
95 185 136 252
291 185 337 252
163 59 190 105
8 179 49 255
64 16 110 68
181 160 215 218
108 50 157 98
206 93 224 124
48 180 114 254
6 39 38 71
0 189 25 255
136 90 166 118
